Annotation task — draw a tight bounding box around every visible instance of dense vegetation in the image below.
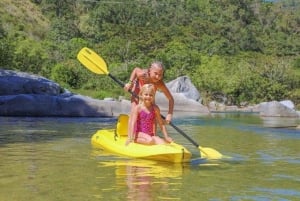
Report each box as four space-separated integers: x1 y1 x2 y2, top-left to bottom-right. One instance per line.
1 0 299 108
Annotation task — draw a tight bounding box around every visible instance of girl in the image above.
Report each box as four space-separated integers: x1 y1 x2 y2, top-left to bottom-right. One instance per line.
126 84 173 145
124 61 174 124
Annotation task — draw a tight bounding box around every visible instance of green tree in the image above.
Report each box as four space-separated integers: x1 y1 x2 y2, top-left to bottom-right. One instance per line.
155 40 201 80
0 24 14 69
51 59 88 89
13 39 49 75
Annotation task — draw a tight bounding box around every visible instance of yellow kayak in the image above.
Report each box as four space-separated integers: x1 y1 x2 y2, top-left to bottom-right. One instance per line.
91 114 192 163
91 129 192 163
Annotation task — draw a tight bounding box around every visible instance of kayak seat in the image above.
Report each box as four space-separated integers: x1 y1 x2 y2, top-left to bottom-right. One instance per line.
115 114 129 139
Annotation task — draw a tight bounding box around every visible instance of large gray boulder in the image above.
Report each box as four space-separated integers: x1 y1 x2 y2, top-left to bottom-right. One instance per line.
0 70 130 117
280 100 295 110
166 76 201 101
258 101 299 117
0 70 62 95
155 92 209 113
156 76 209 113
0 92 131 117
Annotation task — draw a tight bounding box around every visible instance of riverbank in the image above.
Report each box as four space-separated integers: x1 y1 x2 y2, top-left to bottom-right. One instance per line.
1 69 299 120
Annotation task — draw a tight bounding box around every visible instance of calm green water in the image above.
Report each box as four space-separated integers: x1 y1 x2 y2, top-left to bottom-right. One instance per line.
0 114 299 201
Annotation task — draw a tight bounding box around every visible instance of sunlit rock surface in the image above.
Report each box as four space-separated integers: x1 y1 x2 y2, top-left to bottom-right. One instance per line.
1 70 298 118
0 70 208 117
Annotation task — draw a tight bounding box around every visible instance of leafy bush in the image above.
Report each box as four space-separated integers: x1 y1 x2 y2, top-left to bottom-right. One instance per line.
13 39 49 74
51 60 89 89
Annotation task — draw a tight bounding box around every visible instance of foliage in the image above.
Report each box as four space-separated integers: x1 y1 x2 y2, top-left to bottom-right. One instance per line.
1 0 300 106
0 24 14 69
191 53 298 105
51 59 89 89
13 39 49 75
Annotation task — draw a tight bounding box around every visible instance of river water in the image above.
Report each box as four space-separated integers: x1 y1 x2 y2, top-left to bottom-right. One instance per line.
0 113 299 201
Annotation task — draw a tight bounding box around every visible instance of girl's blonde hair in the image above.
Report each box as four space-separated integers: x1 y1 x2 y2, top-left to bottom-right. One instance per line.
138 84 155 104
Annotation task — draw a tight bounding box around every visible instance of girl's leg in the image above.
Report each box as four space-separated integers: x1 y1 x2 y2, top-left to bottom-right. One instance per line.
127 101 138 135
152 136 165 145
135 132 155 145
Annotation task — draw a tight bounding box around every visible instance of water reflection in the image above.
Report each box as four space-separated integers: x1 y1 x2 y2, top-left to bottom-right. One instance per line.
192 112 300 129
261 116 300 128
91 148 225 201
1 116 300 201
99 159 185 201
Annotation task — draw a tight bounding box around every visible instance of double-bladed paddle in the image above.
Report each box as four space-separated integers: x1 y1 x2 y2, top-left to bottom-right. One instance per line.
77 47 223 160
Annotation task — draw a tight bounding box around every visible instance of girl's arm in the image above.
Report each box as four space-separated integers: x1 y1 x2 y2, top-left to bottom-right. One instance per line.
154 105 173 143
157 81 174 123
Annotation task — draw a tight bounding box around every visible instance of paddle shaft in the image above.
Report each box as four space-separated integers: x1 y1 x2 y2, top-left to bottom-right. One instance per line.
109 73 200 148
168 122 199 147
108 73 125 88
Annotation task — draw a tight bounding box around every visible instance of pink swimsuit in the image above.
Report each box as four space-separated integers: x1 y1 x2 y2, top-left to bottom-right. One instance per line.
134 107 155 136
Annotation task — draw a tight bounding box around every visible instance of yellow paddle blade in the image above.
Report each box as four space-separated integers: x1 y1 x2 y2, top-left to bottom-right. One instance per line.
77 47 109 75
199 146 223 160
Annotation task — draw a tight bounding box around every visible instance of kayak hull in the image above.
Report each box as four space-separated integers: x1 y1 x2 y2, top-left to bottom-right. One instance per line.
91 129 192 163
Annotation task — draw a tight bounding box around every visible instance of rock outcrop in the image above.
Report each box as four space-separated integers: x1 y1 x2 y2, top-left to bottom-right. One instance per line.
0 93 131 117
0 70 207 117
0 70 131 117
0 70 62 96
156 76 209 113
257 101 299 117
166 76 201 101
1 70 298 118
